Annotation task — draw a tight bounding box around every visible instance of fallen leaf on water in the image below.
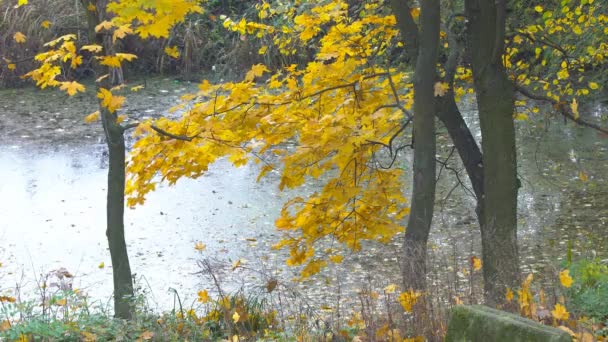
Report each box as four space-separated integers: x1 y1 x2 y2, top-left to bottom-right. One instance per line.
194 241 206 252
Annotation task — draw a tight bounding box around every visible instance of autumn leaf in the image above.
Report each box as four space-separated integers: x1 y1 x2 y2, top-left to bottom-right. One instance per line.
232 258 244 270
131 85 145 92
7 63 16 71
81 45 103 53
398 290 422 312
232 311 240 323
578 170 588 182
559 269 573 288
471 256 482 271
197 289 209 303
98 262 105 269
97 88 125 113
571 98 579 120
41 20 51 29
588 82 599 90
113 25 133 42
87 3 96 11
84 111 100 123
17 0 28 7
13 32 27 43
384 283 398 294
164 46 180 58
505 288 514 302
434 82 449 97
194 241 206 251
54 298 67 306
59 81 85 96
0 296 16 303
552 303 569 320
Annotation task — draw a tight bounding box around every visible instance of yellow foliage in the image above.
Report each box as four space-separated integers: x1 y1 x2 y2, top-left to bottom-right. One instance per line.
59 81 85 96
194 241 206 251
197 290 210 303
84 111 100 123
13 32 26 43
471 256 482 271
164 46 180 58
97 88 125 113
552 303 569 321
398 290 422 313
559 269 573 288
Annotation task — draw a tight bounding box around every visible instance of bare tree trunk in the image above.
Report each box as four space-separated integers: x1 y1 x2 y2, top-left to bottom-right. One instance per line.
465 0 520 306
395 0 440 292
103 114 134 319
82 0 134 319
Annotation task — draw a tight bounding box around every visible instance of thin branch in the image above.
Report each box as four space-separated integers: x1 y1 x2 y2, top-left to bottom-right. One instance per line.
150 125 196 141
515 84 608 135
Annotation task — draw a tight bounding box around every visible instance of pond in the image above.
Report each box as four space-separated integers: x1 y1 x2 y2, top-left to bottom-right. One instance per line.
0 78 606 314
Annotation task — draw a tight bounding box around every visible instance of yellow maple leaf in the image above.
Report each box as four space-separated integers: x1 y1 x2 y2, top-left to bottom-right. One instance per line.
131 85 145 92
98 261 105 269
7 63 16 71
13 32 27 43
59 81 85 96
398 289 422 312
471 256 482 271
197 289 209 303
552 303 569 321
589 82 599 90
245 63 269 81
41 20 51 29
95 20 114 32
81 45 103 53
97 88 125 113
84 111 100 123
113 25 133 42
194 241 206 251
559 269 573 288
164 46 180 58
232 311 240 323
17 0 28 7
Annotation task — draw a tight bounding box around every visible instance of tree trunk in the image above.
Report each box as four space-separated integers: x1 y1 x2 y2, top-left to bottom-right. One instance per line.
465 0 520 306
104 114 134 319
82 0 135 319
398 0 440 292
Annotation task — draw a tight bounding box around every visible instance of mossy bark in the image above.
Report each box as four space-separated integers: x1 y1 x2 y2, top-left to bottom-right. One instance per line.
446 305 572 342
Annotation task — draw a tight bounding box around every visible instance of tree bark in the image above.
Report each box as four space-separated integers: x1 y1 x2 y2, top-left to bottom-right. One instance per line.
82 0 134 319
465 0 520 306
397 0 440 292
103 114 134 320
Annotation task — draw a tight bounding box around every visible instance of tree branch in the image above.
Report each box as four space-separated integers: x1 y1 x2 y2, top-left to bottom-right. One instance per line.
515 84 608 135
